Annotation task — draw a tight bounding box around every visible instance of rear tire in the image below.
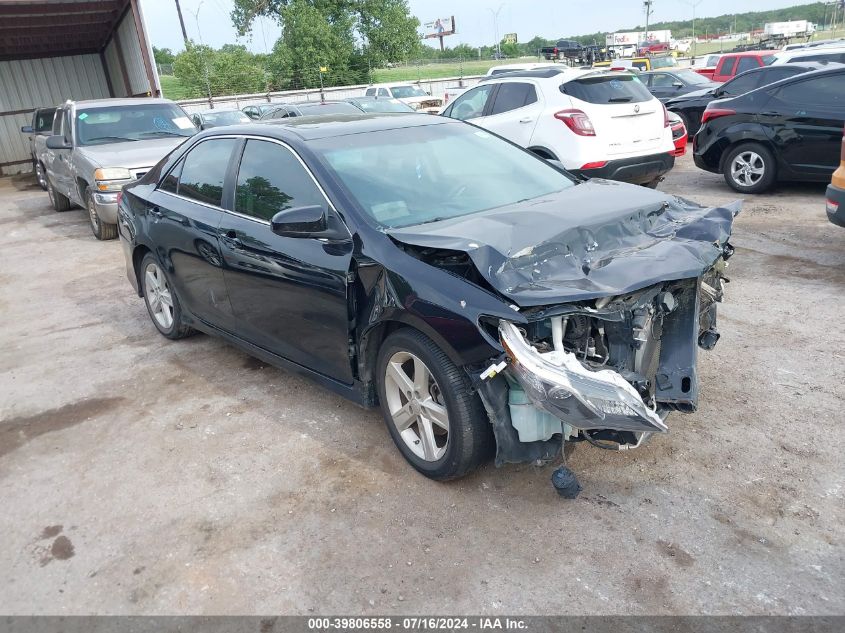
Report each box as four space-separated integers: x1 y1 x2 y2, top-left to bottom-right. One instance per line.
47 176 70 212
86 190 117 240
140 252 195 340
376 329 494 481
722 142 776 194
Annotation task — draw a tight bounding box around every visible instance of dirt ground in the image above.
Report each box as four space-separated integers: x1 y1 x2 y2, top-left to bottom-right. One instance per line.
0 153 842 615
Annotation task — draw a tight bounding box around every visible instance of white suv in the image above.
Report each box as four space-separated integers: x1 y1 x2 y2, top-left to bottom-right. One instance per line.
440 68 676 186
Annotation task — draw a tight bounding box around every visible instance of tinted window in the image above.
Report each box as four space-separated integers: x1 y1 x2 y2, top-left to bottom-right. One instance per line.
650 73 676 88
760 67 805 85
736 57 760 75
674 69 711 85
235 140 324 222
723 72 760 96
52 109 66 136
562 74 653 104
717 58 736 76
295 102 361 116
177 139 237 207
789 52 845 63
490 83 537 115
447 84 495 120
263 107 290 119
773 74 845 107
378 88 390 97
160 160 182 194
35 110 55 133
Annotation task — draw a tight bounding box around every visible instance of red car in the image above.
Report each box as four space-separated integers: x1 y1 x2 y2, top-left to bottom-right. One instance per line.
668 111 688 157
711 51 778 83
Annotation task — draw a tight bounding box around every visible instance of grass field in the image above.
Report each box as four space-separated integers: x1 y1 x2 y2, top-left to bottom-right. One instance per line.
160 75 199 100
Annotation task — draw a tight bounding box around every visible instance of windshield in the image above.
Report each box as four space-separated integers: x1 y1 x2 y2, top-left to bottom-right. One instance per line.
203 110 251 125
762 55 777 66
562 74 653 104
75 104 196 145
390 86 428 98
311 123 575 229
675 69 711 85
354 99 415 113
649 56 677 69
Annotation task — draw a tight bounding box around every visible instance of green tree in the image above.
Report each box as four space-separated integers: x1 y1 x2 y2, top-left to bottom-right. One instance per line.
153 46 176 65
173 43 267 97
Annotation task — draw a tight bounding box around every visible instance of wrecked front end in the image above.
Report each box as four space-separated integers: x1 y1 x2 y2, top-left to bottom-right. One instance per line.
478 266 731 466
389 185 741 472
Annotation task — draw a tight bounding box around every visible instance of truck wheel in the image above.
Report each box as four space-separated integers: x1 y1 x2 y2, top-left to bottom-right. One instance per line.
33 160 48 191
87 190 117 240
47 177 70 212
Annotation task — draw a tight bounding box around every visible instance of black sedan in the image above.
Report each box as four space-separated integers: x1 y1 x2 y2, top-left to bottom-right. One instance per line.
190 109 251 130
639 69 719 104
259 101 361 119
666 62 831 136
117 114 738 487
694 66 845 193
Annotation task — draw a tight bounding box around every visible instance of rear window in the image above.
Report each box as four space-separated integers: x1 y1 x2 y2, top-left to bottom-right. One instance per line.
762 55 776 66
561 74 653 104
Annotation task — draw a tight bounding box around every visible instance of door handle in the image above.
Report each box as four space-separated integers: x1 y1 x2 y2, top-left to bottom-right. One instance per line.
759 111 780 117
149 206 163 218
519 117 534 124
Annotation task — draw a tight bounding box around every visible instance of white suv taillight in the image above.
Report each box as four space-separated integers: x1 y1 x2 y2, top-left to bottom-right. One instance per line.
662 103 671 128
554 109 596 136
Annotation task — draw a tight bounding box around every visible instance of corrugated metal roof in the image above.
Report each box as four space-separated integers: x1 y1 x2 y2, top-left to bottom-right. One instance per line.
0 0 130 60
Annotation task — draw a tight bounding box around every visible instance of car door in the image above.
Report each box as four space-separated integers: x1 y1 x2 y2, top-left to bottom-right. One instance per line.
441 83 496 123
47 108 73 196
481 82 543 148
648 72 680 102
147 137 238 327
761 73 845 177
218 138 355 383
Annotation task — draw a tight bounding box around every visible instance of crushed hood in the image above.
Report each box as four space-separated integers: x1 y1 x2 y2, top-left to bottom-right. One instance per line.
388 179 741 306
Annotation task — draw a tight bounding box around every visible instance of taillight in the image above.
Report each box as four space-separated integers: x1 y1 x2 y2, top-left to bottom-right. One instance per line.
554 109 596 136
662 103 671 128
701 108 736 124
554 47 559 55
580 161 608 170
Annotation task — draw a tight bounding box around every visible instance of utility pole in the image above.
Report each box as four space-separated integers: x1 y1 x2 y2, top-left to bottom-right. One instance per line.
187 1 214 109
643 0 653 50
488 4 505 59
174 0 189 49
680 0 702 61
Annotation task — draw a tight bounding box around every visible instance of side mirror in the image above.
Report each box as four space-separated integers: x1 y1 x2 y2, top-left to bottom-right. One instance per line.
21 125 34 133
46 135 72 150
673 82 684 88
271 205 327 237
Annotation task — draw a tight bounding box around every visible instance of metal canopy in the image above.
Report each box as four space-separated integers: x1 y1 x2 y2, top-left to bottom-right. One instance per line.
0 0 130 60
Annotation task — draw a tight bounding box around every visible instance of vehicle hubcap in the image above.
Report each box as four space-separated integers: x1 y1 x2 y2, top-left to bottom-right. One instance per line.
384 351 449 462
144 262 174 330
731 151 764 187
36 164 46 187
88 198 100 229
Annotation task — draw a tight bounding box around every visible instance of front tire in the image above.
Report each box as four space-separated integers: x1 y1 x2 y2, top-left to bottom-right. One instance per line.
34 161 48 190
140 253 194 340
87 191 118 240
723 142 776 194
376 329 493 481
47 176 70 212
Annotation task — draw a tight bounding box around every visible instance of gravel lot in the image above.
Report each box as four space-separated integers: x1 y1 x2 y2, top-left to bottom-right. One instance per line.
0 152 842 615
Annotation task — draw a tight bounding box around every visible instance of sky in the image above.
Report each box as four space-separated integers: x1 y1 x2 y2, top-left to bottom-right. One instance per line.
140 0 823 54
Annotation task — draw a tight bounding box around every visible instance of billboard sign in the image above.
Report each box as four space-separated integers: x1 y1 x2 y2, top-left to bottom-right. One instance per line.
503 32 518 44
423 16 456 39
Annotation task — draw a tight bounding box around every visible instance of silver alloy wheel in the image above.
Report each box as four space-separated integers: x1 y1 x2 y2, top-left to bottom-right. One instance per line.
384 351 450 462
730 151 765 187
87 196 100 231
144 262 175 330
35 163 46 189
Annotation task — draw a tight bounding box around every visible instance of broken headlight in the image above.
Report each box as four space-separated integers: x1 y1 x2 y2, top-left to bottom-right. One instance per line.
499 320 668 434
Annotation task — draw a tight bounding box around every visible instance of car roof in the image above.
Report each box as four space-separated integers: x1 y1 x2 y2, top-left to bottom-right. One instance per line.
208 113 453 142
781 45 845 58
721 50 780 58
479 67 605 83
69 98 175 109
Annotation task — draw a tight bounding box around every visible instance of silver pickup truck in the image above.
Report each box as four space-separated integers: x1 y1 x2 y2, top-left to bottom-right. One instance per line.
20 107 56 190
38 98 197 240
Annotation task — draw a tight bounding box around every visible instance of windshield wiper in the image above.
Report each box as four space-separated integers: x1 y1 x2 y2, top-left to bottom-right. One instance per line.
86 136 138 143
139 130 190 138
608 96 633 103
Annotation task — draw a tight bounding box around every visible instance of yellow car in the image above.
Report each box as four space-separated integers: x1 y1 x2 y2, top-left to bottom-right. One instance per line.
826 125 845 227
